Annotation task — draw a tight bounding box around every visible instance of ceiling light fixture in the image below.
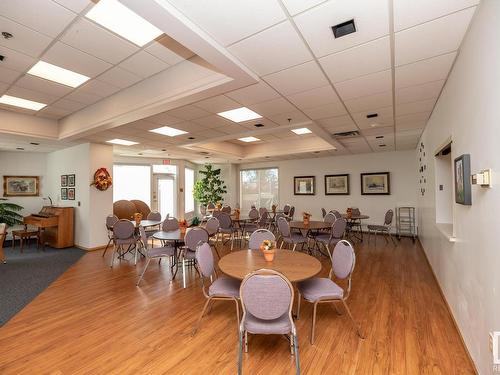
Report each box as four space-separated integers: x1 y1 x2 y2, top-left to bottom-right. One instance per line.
86 0 163 47
106 138 139 146
149 126 187 137
331 19 356 38
291 127 312 135
0 95 46 111
28 61 90 88
238 136 260 143
217 107 262 123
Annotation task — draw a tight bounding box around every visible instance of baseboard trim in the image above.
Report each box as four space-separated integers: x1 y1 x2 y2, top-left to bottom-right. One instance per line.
75 244 106 252
416 238 478 375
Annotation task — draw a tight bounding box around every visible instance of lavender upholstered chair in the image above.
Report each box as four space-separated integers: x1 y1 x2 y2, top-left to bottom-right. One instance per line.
367 209 396 246
238 269 300 375
323 212 336 224
103 214 119 258
218 212 239 251
248 229 275 250
258 207 267 217
297 240 364 344
181 227 209 288
222 205 232 214
283 204 291 215
286 206 295 221
147 211 161 221
145 211 162 237
314 218 346 258
321 208 327 218
243 208 260 237
205 216 221 258
207 202 216 210
162 217 179 232
110 219 137 268
331 210 342 220
192 242 241 336
136 226 175 286
277 217 308 251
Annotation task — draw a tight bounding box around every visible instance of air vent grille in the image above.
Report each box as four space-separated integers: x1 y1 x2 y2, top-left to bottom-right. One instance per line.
332 130 360 138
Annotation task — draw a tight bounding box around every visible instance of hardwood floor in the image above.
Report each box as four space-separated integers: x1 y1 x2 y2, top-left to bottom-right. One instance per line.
0 236 475 374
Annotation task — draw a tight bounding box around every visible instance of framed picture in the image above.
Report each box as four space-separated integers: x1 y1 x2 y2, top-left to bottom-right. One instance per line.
68 188 75 200
454 154 471 205
61 188 68 200
325 174 349 195
3 176 40 197
68 174 75 187
294 176 315 195
361 172 390 195
61 175 68 187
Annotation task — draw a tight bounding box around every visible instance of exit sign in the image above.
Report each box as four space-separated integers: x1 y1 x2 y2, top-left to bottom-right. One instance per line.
162 159 171 165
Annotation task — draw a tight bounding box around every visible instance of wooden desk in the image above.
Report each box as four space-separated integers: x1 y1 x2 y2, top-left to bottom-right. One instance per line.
24 206 74 248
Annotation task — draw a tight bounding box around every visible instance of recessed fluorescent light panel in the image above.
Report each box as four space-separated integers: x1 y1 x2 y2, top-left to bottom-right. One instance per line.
0 95 46 111
218 107 262 123
238 136 260 143
149 126 187 137
291 127 312 135
28 61 90 88
106 138 139 146
86 0 163 47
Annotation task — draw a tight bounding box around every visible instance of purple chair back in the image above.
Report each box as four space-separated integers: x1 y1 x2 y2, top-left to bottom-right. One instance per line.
324 212 336 224
331 240 355 280
384 209 394 225
283 204 291 214
259 207 267 216
113 220 135 239
331 217 346 238
248 208 259 220
321 208 327 218
248 229 275 250
205 217 220 236
257 210 269 226
147 211 161 221
106 214 119 229
221 205 231 213
331 210 342 219
185 227 209 251
277 217 290 237
240 269 292 320
351 208 361 216
195 242 214 278
162 217 179 231
288 206 295 219
218 212 233 230
207 202 215 209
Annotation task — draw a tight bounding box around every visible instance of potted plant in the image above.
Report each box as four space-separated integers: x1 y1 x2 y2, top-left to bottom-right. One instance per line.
260 240 276 262
0 198 23 227
193 164 227 209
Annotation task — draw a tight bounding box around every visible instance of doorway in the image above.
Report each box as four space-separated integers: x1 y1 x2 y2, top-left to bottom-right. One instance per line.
152 174 176 219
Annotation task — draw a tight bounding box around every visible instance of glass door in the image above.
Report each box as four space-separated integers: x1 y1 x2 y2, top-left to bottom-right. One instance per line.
152 174 176 219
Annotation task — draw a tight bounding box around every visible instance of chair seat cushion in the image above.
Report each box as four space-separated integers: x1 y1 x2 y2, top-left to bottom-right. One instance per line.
314 234 341 246
183 249 196 260
298 278 344 302
283 233 308 244
149 246 175 258
243 311 292 335
115 238 137 245
209 277 241 298
367 224 388 231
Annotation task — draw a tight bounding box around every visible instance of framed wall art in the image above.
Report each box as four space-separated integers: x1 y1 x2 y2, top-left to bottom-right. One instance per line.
360 172 390 195
68 188 75 200
3 176 40 197
294 176 315 195
61 175 68 187
454 154 471 205
61 188 68 200
68 174 75 187
325 174 349 195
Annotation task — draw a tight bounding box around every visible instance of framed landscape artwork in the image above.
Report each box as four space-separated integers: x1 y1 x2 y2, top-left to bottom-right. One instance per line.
454 154 471 205
61 188 68 200
325 174 349 195
361 172 390 195
294 176 315 195
3 176 40 197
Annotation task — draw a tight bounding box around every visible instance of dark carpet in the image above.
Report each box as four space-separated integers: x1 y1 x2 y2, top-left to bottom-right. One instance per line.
0 243 85 326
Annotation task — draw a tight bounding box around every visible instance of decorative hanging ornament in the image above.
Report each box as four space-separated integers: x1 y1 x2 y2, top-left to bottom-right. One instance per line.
90 167 112 191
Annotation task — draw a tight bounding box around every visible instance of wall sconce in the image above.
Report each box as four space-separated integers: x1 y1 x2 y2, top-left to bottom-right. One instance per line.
472 169 492 187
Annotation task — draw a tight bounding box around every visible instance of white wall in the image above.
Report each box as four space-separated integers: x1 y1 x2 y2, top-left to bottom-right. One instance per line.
239 150 417 225
417 1 500 373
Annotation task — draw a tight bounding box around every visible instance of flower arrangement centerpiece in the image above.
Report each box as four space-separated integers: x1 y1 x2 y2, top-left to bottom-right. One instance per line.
179 219 188 232
271 204 277 213
302 212 311 225
346 207 352 219
134 212 142 225
260 240 276 262
234 208 240 220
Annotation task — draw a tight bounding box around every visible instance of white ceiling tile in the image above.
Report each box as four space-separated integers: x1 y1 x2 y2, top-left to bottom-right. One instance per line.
395 8 475 66
194 95 240 113
64 89 101 105
145 112 183 126
192 114 235 129
226 81 280 106
396 98 437 117
360 126 394 136
98 66 141 88
335 69 392 100
61 18 138 64
0 46 36 72
294 0 389 58
167 105 211 120
396 80 444 105
395 52 456 88
286 85 340 110
0 16 52 57
51 98 87 112
320 37 391 83
193 129 226 139
53 0 91 13
248 98 297 117
264 61 328 96
266 110 310 125
352 106 394 129
228 21 312 75
343 91 393 113
0 0 77 38
145 39 185 66
37 105 73 118
79 79 121 97
394 0 478 31
16 75 73 97
302 101 347 120
317 115 357 131
216 124 247 135
43 41 112 77
396 121 427 131
396 112 430 126
7 85 59 104
119 51 170 78
0 66 22 84
239 118 279 130
168 0 286 46
281 0 326 16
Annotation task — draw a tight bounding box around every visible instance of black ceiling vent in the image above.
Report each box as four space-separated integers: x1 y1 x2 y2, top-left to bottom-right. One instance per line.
379 144 386 147
332 130 360 138
199 151 210 155
332 19 356 38
366 113 378 119
254 123 264 128
375 135 384 139
0 55 4 62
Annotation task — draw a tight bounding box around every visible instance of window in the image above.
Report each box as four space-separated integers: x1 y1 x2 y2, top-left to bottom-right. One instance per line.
240 168 279 212
185 167 195 213
113 164 151 206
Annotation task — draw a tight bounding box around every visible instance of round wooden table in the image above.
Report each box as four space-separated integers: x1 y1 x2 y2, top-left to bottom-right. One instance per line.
289 220 331 230
218 249 321 282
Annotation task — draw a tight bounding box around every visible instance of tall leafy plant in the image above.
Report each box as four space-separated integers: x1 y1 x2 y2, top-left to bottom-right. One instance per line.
0 198 23 227
193 164 227 206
